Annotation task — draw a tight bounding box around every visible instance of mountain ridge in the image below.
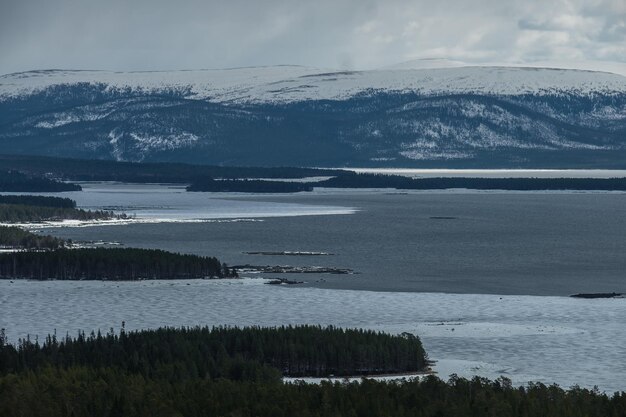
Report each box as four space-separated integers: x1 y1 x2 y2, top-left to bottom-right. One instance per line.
1 65 625 167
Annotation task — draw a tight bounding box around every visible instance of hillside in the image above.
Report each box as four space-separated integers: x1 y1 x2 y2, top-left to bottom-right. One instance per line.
1 65 626 167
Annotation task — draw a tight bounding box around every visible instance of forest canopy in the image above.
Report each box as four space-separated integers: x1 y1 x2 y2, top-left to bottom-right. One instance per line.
0 154 340 183
0 203 122 223
0 226 64 250
187 179 314 193
0 194 124 223
0 325 427 378
0 325 623 417
0 247 237 280
0 195 76 208
315 173 626 191
0 170 81 192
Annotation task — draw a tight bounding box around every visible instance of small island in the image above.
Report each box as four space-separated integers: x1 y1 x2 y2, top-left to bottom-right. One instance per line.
570 292 624 299
265 278 304 285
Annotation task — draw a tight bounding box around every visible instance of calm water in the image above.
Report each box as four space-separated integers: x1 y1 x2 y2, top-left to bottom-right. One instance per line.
44 186 626 295
4 183 626 391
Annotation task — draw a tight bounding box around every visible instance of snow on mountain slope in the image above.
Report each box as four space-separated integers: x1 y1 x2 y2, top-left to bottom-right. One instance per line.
2 65 626 104
380 59 626 77
1 64 626 167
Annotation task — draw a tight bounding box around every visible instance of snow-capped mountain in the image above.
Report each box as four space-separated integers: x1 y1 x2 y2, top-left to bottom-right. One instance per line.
1 64 626 167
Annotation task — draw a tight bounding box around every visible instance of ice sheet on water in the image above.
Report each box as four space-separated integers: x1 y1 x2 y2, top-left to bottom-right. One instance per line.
3 182 356 227
1 278 624 392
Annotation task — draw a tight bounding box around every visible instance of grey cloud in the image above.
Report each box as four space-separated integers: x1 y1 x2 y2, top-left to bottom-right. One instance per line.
1 0 625 75
518 19 561 31
597 15 626 42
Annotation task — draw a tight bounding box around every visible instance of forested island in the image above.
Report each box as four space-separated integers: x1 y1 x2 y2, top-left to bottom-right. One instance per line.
0 325 623 417
0 248 237 280
5 154 626 193
0 195 124 223
0 325 427 378
315 173 626 191
185 172 626 193
187 179 313 193
0 170 81 192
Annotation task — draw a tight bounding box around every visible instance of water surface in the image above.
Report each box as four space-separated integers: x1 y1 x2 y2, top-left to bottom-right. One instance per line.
44 186 626 296
1 279 624 392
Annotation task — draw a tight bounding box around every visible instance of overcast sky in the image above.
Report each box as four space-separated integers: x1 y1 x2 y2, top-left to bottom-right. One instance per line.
1 0 625 75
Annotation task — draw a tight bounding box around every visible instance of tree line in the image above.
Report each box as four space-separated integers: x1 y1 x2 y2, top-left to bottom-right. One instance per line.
1 371 624 417
185 173 626 193
0 154 341 183
187 179 314 193
0 325 623 417
0 226 64 250
0 203 122 223
315 173 626 191
0 194 127 223
7 154 626 193
0 325 427 379
0 248 237 280
0 170 81 192
0 195 76 208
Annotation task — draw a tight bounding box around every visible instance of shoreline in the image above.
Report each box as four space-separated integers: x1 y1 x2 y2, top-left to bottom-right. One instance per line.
283 367 435 384
0 217 266 229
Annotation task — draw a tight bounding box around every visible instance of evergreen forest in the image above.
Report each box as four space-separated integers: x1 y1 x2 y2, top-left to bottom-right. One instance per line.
0 195 124 223
0 170 81 192
0 325 623 417
187 179 314 193
0 248 237 280
0 226 64 250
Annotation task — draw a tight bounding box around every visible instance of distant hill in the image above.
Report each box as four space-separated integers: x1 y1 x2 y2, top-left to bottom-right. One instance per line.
1 65 626 167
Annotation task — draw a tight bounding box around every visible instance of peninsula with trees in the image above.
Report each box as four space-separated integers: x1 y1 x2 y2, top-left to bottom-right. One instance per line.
0 195 125 223
1 325 624 417
0 248 237 280
0 226 64 250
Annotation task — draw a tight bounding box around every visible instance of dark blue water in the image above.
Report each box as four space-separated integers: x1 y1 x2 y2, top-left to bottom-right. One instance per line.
44 189 626 295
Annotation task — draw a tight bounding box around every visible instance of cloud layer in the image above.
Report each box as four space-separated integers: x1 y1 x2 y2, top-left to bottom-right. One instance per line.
1 0 625 74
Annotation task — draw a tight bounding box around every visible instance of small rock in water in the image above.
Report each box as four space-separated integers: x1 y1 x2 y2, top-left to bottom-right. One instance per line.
570 292 623 299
